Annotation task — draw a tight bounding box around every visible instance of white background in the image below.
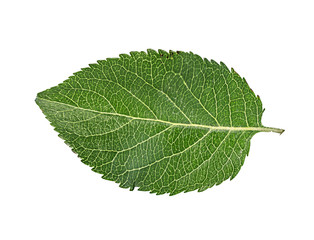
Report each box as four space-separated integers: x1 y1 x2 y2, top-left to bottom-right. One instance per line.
1 0 313 239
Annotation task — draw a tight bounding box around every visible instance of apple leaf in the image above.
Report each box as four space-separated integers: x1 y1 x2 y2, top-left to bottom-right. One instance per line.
36 49 284 195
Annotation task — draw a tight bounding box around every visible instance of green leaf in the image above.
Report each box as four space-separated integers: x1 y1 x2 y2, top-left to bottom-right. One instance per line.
36 49 284 195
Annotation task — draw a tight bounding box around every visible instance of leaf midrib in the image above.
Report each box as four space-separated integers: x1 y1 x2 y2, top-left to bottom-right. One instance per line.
36 97 283 133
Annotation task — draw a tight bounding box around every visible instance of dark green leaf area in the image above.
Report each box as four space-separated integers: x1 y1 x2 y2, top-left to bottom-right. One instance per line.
36 50 270 195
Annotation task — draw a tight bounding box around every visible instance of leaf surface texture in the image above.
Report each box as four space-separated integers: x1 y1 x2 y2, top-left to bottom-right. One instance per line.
36 50 282 195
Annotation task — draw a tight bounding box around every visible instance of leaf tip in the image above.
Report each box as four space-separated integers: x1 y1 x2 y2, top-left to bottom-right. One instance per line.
35 95 43 108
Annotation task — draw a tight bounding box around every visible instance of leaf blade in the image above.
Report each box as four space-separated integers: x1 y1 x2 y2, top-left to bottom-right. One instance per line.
36 49 283 195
